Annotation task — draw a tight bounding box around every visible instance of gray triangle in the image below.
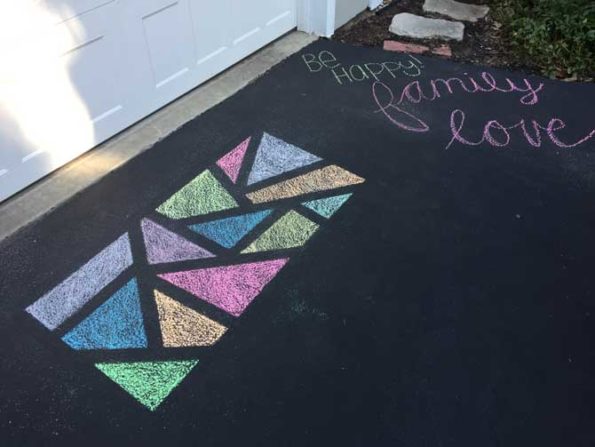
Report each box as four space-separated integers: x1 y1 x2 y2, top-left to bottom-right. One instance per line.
247 133 322 185
26 234 133 330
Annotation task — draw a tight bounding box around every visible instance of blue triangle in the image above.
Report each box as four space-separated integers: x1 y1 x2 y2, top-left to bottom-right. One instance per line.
247 133 322 185
302 194 353 218
62 279 147 350
188 210 272 248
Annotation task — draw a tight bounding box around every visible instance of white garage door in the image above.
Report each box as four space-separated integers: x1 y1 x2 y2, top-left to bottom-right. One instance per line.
0 0 297 202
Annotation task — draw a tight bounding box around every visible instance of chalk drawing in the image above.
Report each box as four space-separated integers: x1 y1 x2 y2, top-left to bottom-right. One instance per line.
26 234 133 330
445 109 595 150
25 131 365 410
303 194 353 218
158 259 289 317
62 279 147 351
216 137 250 183
155 290 227 347
246 165 365 204
371 77 594 149
156 170 238 219
241 210 319 254
302 50 424 84
95 360 199 411
141 218 214 264
247 133 322 185
188 210 272 248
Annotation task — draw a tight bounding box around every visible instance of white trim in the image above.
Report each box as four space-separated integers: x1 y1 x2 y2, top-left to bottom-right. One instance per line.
298 0 380 37
297 0 335 37
326 0 337 37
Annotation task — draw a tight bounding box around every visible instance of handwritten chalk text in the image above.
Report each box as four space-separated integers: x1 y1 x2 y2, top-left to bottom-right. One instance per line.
302 50 423 85
446 109 595 150
372 80 594 149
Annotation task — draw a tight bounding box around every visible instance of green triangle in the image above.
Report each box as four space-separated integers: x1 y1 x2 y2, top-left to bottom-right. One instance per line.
241 210 319 254
302 193 352 218
156 170 238 219
95 359 199 411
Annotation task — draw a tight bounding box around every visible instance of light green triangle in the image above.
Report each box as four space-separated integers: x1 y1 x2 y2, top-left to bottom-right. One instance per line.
302 193 352 218
95 359 199 411
156 170 238 219
241 210 319 254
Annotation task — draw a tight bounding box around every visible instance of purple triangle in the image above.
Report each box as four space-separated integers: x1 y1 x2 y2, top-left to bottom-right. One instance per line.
141 218 214 264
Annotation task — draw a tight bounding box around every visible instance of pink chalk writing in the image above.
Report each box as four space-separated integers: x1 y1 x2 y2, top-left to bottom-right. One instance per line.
446 109 595 150
376 72 544 109
372 78 594 150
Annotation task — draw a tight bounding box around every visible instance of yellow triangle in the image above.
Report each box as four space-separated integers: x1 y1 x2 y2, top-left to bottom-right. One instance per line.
154 290 228 347
246 165 365 204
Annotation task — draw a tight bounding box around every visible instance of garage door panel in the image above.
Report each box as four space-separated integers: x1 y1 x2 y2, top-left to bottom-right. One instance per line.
264 0 297 25
141 1 195 90
230 1 294 45
118 0 198 112
0 0 297 202
189 0 230 64
41 0 115 24
61 6 125 133
0 0 128 194
231 0 296 48
189 1 296 90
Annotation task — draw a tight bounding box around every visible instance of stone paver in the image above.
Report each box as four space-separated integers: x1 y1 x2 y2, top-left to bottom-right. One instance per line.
432 44 452 57
383 40 429 54
389 13 465 41
423 0 489 22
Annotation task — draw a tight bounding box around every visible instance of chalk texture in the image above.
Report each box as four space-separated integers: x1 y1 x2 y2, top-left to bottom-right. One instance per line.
62 278 147 350
188 210 272 248
216 137 250 184
242 210 319 254
302 193 353 218
23 131 367 411
246 165 365 204
141 218 214 264
26 233 133 330
158 259 289 316
155 290 227 347
95 359 199 411
247 133 322 185
156 170 238 219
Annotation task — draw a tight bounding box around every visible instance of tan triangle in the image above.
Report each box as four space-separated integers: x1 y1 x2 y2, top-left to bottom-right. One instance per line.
154 290 228 347
246 165 365 204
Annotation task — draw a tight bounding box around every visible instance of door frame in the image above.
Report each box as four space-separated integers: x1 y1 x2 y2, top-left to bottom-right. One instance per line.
297 0 380 36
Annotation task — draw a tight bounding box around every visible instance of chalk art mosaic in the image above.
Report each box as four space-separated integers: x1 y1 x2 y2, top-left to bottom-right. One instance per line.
25 132 365 411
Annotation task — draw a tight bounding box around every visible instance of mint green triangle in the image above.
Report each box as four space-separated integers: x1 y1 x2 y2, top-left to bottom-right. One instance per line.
302 193 352 218
156 170 238 219
241 210 319 254
95 359 199 411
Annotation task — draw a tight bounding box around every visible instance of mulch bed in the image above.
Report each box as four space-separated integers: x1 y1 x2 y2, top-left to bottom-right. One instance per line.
333 0 541 76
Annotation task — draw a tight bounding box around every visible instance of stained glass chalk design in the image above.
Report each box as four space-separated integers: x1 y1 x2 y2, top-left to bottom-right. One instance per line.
25 132 365 410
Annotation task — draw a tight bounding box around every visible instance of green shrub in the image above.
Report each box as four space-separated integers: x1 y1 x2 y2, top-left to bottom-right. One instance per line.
493 0 595 78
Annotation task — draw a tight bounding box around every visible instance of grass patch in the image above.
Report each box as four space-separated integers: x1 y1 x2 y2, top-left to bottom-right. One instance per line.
493 0 595 79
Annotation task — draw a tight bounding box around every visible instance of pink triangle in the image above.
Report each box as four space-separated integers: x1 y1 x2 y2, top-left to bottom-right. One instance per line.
216 137 250 184
158 258 289 316
141 218 214 265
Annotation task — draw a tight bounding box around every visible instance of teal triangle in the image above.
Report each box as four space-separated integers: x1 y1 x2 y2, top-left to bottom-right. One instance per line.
62 279 147 350
303 194 353 218
188 210 272 248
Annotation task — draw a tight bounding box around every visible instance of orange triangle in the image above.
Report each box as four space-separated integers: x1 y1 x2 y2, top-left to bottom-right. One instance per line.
246 165 365 204
154 290 228 347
